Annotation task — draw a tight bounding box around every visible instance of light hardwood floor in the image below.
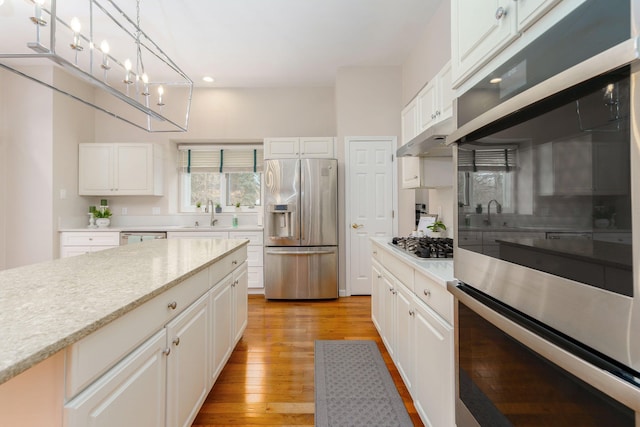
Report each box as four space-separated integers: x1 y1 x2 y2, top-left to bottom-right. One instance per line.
192 295 423 426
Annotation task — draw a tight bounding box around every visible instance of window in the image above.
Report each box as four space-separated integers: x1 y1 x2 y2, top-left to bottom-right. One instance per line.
178 145 263 212
458 147 516 213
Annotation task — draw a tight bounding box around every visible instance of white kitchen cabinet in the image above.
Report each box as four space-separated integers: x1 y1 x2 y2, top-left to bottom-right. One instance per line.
209 273 234 386
166 293 209 427
371 240 455 427
78 143 163 196
394 282 414 392
401 62 453 190
412 296 455 427
263 137 336 159
167 231 229 239
371 260 384 331
381 273 396 360
64 330 168 427
516 0 562 32
60 231 120 258
451 0 517 86
232 263 248 343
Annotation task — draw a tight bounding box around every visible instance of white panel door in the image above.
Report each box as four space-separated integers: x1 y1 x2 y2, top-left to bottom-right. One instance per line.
346 137 395 295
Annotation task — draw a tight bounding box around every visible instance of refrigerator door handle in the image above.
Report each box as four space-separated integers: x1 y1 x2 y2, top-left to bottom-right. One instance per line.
266 250 335 255
300 160 304 241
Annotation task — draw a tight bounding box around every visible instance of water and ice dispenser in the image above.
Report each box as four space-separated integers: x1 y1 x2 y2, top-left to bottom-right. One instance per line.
266 203 296 239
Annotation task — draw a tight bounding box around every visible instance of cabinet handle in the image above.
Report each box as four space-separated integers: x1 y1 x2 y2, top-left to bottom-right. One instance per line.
495 6 506 20
232 260 238 265
413 175 418 179
232 280 237 287
373 250 377 255
409 310 415 316
377 274 382 279
167 301 177 310
392 290 397 295
88 237 93 241
162 348 171 356
173 337 180 346
423 289 431 298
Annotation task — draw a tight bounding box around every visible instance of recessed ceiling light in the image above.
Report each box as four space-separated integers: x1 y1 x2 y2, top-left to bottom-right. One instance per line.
489 77 502 84
202 76 215 83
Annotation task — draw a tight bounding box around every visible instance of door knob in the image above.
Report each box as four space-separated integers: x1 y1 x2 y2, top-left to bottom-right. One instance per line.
351 223 364 229
495 6 506 20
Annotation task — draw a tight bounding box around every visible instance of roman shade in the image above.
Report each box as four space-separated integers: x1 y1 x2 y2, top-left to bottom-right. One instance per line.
178 145 264 173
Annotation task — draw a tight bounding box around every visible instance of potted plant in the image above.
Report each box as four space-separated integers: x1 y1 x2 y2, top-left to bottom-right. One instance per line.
195 201 202 212
235 202 241 212
593 206 613 228
215 203 222 213
427 220 447 237
93 207 112 228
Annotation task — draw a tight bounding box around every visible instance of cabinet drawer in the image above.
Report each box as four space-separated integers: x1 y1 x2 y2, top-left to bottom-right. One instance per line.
61 232 120 246
414 270 453 324
229 231 263 246
458 231 482 246
382 252 414 291
65 268 209 399
247 246 263 266
209 246 248 287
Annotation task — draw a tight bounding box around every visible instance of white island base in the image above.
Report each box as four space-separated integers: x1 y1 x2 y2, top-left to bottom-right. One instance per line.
0 238 249 427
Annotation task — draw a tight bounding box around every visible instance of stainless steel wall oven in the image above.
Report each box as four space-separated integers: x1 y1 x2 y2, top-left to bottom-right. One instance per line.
447 0 640 424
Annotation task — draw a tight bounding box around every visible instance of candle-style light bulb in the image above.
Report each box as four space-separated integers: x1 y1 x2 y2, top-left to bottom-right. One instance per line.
70 17 83 51
157 86 165 106
31 0 47 26
141 73 150 96
100 40 110 70
123 59 133 84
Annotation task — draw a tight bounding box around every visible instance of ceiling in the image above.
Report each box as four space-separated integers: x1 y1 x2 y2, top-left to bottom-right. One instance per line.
0 0 442 88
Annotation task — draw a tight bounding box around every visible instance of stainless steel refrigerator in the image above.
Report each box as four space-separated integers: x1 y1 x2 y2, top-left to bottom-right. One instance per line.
264 158 338 299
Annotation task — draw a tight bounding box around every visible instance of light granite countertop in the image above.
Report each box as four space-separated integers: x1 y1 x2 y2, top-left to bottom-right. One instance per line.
370 237 454 286
0 238 248 385
59 225 264 232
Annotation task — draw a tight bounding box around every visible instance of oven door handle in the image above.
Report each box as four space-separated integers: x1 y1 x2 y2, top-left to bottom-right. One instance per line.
447 37 640 145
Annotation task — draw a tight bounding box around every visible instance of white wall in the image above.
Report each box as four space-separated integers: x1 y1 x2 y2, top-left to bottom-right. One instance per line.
335 66 409 294
0 69 6 268
2 67 54 269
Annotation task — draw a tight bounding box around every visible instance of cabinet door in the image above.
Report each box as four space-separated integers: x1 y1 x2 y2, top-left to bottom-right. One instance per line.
552 139 592 195
452 0 516 85
381 274 396 359
114 144 155 195
437 61 454 122
517 0 562 31
233 263 248 344
78 144 114 194
264 137 300 159
401 157 421 189
412 300 454 427
166 293 209 427
371 261 383 331
299 137 335 158
401 101 418 144
394 284 414 392
417 80 438 132
592 142 629 195
64 330 167 427
209 275 234 385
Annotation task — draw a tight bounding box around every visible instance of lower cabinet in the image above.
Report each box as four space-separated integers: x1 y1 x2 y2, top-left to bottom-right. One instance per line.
64 330 168 427
64 258 248 427
371 243 454 427
166 293 210 427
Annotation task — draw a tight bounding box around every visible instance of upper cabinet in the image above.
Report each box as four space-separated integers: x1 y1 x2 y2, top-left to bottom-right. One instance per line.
451 0 563 87
264 137 336 159
417 62 454 132
79 143 163 196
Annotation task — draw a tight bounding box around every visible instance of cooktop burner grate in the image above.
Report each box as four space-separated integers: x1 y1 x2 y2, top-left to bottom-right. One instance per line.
390 236 454 259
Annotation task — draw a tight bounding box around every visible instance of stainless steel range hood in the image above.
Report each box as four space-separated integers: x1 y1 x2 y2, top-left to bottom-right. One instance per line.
397 116 455 157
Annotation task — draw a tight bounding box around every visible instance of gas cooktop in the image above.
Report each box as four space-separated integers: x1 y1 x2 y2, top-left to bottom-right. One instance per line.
390 236 454 259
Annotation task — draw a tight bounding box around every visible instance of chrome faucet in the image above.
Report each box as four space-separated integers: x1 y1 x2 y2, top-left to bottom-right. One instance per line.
206 200 218 226
484 199 502 226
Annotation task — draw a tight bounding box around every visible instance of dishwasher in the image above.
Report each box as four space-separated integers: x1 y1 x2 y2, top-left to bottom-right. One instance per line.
120 231 167 245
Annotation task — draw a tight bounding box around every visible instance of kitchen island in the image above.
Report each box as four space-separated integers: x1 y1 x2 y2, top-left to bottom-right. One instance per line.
0 238 249 426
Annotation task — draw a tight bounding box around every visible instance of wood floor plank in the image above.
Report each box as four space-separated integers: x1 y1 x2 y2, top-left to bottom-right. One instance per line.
191 295 423 426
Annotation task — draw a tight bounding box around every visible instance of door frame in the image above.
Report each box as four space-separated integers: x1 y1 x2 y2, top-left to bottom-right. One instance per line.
344 136 398 297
